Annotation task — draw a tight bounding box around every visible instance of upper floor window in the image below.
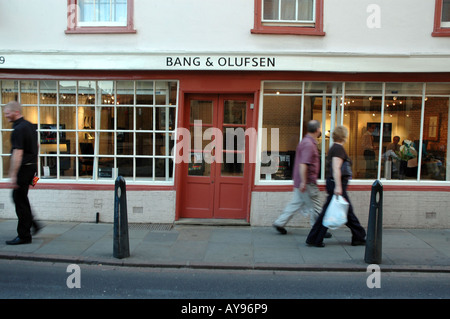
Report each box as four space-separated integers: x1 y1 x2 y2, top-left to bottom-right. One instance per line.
66 0 136 34
251 0 325 36
432 0 450 36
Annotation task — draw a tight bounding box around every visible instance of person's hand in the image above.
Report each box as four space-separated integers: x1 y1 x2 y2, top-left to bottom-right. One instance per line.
299 182 307 193
9 176 18 189
334 185 343 196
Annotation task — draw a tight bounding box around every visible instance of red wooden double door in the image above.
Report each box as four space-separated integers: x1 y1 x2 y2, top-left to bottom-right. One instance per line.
179 94 254 220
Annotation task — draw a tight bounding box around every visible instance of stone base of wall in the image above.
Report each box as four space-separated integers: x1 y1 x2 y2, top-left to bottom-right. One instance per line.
0 189 176 224
0 188 447 228
250 190 450 229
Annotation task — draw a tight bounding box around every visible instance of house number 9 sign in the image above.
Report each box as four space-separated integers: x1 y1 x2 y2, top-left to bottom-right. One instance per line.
0 56 5 64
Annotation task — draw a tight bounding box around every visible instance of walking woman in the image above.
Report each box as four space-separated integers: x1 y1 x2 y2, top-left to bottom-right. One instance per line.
306 125 366 247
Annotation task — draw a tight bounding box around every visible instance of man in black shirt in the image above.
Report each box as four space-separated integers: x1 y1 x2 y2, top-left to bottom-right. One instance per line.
3 101 40 245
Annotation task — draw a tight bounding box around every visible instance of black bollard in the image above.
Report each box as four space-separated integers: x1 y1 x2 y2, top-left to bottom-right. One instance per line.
364 180 383 264
113 176 130 259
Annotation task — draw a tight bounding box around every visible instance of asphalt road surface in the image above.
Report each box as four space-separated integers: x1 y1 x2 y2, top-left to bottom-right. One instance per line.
0 259 448 314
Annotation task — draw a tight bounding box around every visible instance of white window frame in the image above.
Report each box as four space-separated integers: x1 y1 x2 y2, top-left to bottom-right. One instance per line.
77 0 128 27
262 0 316 25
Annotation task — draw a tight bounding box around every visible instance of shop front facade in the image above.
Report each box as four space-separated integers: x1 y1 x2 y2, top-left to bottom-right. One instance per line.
0 0 449 228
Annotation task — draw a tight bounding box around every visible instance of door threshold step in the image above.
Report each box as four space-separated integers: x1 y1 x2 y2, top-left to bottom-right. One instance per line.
175 218 250 226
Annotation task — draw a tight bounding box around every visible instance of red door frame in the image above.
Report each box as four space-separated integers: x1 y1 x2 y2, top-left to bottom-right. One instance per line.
177 93 256 220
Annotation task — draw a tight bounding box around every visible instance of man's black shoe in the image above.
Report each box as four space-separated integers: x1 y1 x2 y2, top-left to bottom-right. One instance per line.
306 241 325 247
273 225 287 235
6 236 32 245
324 232 332 238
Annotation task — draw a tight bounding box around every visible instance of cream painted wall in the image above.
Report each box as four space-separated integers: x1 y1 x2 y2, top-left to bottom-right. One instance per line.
0 0 448 57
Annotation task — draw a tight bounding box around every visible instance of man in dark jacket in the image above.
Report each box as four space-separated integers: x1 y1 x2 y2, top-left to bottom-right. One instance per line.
3 101 40 245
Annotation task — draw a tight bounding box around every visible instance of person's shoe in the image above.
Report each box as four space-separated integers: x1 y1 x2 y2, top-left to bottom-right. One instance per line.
273 225 287 235
351 239 366 246
324 232 332 238
5 236 32 245
306 241 325 247
31 221 43 235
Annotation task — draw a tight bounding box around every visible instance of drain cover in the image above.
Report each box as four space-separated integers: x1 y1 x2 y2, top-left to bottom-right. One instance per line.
128 223 173 231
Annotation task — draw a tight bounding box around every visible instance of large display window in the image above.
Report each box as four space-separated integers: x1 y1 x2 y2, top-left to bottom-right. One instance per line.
258 81 450 184
0 80 178 183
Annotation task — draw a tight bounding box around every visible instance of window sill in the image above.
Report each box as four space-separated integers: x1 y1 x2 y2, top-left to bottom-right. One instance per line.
65 27 137 34
432 28 450 37
251 26 325 36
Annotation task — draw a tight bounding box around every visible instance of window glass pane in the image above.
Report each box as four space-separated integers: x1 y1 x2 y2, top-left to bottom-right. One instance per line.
261 95 301 180
59 81 77 105
156 107 176 131
2 131 11 154
1 80 18 105
39 81 57 105
421 97 449 181
155 158 173 180
343 96 382 179
136 158 152 178
61 131 75 155
443 0 450 22
223 101 246 125
136 81 154 105
136 133 153 155
155 81 173 105
99 106 114 130
40 106 57 128
281 0 296 20
344 82 383 96
304 82 335 94
2 156 10 178
136 107 153 130
99 132 114 155
59 156 76 179
113 0 128 23
60 106 76 130
264 82 302 94
117 106 133 130
222 152 244 176
116 80 134 105
298 0 314 21
155 133 168 156
79 0 95 22
79 141 94 177
78 81 96 105
98 157 114 179
79 106 95 130
263 0 279 20
117 157 133 177
98 81 114 105
385 83 423 96
190 100 213 124
117 132 133 155
20 80 38 105
426 83 450 95
98 0 111 22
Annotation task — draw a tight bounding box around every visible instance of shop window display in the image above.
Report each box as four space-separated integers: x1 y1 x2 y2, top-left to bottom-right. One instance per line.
0 80 178 183
259 81 450 184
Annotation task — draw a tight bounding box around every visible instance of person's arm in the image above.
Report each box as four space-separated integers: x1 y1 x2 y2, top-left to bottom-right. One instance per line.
299 163 307 192
9 148 23 189
332 156 344 195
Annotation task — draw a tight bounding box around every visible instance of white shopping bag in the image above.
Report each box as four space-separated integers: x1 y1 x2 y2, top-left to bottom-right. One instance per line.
322 195 349 230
